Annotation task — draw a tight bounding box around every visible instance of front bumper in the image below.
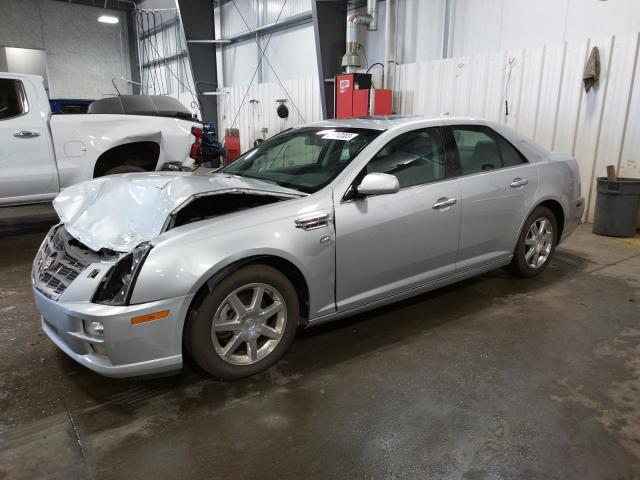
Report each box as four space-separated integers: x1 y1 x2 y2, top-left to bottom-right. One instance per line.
34 288 193 378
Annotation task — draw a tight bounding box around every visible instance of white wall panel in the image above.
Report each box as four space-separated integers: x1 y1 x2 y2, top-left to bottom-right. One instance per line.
218 77 322 153
263 0 311 24
439 58 456 115
516 46 545 139
359 0 446 66
218 1 257 38
552 39 589 155
587 33 640 220
450 0 640 57
392 32 640 221
424 60 443 115
483 51 505 123
534 43 566 150
573 36 614 221
466 54 489 118
222 41 259 86
452 57 471 116
619 38 640 180
261 24 318 83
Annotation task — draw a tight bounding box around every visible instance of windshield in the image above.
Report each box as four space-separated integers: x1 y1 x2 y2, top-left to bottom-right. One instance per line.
221 127 381 193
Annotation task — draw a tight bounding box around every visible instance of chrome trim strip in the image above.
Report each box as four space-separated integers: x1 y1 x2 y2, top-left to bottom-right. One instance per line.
294 212 331 230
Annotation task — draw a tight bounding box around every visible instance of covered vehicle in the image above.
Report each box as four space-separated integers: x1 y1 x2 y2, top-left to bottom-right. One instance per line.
32 116 584 379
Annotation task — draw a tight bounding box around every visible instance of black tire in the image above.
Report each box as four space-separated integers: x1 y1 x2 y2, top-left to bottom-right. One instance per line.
185 265 299 380
103 165 146 175
505 206 558 278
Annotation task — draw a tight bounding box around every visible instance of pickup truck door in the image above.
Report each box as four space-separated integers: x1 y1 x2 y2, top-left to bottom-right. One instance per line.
0 76 58 205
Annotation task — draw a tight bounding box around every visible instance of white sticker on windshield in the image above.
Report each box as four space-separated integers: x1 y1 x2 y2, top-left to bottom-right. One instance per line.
322 131 359 141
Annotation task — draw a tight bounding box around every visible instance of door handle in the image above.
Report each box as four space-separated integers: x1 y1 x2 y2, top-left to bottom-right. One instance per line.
510 177 529 188
13 130 40 138
432 197 457 210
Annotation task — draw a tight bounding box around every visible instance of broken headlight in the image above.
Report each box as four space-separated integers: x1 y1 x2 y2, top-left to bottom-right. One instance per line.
93 243 152 306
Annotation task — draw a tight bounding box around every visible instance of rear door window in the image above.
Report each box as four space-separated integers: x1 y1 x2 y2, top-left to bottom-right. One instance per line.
450 126 527 175
0 79 28 120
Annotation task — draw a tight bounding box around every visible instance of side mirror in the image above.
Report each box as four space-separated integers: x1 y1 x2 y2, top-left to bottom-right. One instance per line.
356 172 400 196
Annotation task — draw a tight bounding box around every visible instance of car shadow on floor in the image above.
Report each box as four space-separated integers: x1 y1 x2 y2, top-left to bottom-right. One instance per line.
52 247 591 419
0 204 58 237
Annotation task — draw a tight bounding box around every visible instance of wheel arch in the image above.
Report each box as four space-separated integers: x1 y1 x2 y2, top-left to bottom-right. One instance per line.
537 198 565 241
93 141 160 177
513 197 567 252
184 254 311 339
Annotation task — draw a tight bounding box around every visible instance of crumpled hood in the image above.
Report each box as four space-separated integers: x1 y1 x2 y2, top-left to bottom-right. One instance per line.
53 171 302 253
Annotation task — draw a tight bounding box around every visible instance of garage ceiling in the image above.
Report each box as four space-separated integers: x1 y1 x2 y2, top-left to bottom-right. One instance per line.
53 0 139 11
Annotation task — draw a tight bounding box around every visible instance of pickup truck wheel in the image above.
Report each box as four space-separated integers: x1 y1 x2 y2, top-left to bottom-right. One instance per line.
186 265 299 380
506 206 558 278
103 165 146 175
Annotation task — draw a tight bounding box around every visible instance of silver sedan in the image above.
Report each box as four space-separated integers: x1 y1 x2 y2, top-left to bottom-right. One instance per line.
32 116 584 379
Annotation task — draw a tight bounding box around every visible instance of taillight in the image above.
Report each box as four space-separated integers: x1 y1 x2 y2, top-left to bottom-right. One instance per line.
190 126 203 160
191 126 203 139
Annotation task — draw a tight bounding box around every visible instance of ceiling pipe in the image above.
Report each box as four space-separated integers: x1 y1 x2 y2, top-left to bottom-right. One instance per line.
383 0 394 89
367 0 378 31
341 0 378 73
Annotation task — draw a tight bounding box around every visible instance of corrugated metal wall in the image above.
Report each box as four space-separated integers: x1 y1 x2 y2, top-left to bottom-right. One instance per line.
220 31 639 223
218 0 311 37
395 32 640 221
218 76 322 153
215 0 316 87
449 0 640 57
136 5 200 117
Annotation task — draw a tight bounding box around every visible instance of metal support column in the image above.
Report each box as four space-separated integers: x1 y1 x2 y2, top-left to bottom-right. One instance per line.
311 0 347 119
126 9 141 94
175 0 218 123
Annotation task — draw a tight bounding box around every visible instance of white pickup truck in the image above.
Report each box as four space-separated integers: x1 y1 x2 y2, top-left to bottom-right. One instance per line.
0 72 202 206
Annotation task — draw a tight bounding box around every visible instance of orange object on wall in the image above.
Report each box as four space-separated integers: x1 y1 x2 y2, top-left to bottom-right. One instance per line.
335 73 373 118
372 89 393 115
224 128 241 163
352 89 370 117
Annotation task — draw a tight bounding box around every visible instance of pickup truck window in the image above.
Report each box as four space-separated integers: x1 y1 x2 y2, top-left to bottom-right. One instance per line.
0 79 28 120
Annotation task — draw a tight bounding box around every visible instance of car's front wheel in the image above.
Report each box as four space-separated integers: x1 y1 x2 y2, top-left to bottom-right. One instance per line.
506 206 558 278
185 265 299 379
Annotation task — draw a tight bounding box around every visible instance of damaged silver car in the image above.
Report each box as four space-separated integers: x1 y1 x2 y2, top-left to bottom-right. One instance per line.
32 117 584 379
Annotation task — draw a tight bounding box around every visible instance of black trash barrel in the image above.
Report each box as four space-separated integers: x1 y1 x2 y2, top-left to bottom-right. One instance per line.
592 177 640 237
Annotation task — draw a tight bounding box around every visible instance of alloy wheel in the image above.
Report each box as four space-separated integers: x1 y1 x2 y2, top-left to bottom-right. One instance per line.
211 283 287 365
524 217 553 269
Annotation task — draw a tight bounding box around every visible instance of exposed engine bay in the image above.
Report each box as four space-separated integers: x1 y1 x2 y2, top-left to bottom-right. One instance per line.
168 192 291 229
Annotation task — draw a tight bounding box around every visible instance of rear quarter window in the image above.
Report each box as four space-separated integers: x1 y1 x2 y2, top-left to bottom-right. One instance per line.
494 133 528 167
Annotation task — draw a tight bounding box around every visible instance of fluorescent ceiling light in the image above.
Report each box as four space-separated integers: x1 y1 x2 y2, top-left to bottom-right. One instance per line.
98 15 119 24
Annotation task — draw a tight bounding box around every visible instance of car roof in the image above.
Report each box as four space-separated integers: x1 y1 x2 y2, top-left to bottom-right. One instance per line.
302 115 489 131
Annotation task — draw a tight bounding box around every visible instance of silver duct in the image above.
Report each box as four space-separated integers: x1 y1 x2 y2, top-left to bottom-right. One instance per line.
367 0 378 31
341 0 378 73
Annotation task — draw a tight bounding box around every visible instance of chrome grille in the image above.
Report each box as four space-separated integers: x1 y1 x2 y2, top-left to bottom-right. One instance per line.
33 227 105 300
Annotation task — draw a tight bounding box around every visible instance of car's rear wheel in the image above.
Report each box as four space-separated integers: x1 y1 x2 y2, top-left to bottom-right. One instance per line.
506 206 558 278
185 265 299 379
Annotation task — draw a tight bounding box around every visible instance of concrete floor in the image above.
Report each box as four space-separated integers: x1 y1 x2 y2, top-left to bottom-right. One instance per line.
0 205 639 480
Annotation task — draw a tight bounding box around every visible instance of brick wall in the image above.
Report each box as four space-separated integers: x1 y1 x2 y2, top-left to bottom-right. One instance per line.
0 0 133 99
